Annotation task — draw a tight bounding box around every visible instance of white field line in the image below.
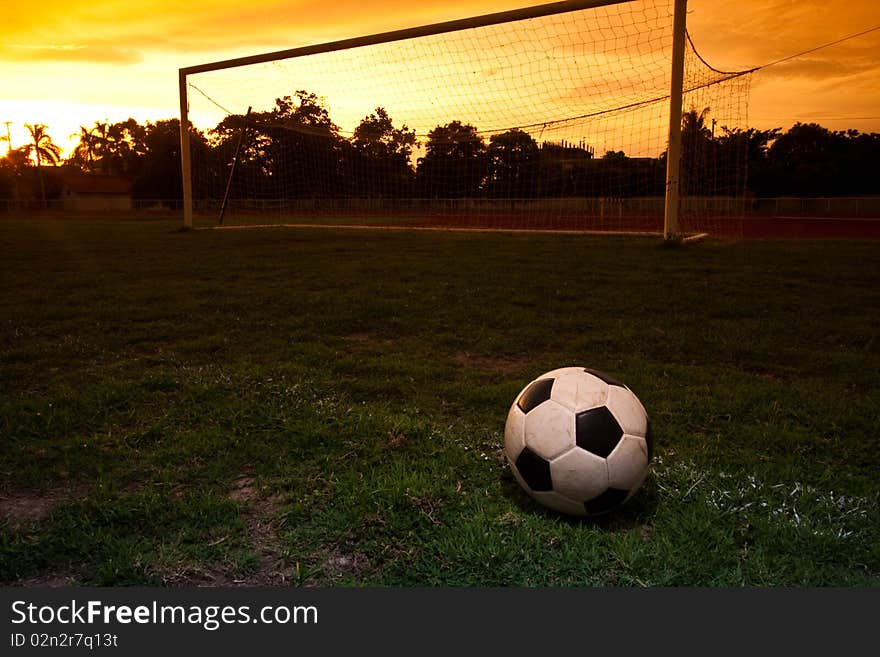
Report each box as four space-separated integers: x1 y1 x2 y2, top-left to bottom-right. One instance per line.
652 457 875 540
202 222 664 237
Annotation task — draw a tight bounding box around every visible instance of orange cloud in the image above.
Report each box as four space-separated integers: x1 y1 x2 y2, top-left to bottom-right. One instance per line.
2 0 519 64
687 0 880 71
0 43 142 65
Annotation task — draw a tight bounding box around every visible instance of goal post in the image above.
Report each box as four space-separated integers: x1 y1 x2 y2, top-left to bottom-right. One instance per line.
178 0 633 229
178 0 750 236
664 0 687 240
179 69 194 229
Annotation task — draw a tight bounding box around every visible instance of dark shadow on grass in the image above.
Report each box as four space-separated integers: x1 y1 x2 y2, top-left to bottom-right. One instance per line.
501 472 659 531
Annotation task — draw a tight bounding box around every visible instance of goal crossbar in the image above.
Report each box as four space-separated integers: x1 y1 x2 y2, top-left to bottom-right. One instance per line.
179 0 634 76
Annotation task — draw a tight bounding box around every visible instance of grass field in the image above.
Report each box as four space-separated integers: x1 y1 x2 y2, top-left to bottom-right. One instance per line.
1 217 878 586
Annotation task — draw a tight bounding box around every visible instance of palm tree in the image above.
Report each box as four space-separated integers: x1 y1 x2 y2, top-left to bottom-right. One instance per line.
105 121 130 174
23 123 62 207
71 125 100 172
92 120 130 174
23 123 62 168
91 121 112 173
679 107 715 196
681 107 713 140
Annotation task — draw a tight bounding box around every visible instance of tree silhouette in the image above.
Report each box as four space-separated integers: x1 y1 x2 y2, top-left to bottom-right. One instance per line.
35 99 880 212
768 122 841 195
68 119 149 176
679 107 718 196
111 118 147 175
417 121 487 198
263 90 344 199
843 130 880 195
70 125 100 172
353 107 417 160
351 107 417 198
681 107 712 140
89 122 114 173
87 119 147 175
209 112 268 200
765 123 880 196
717 126 779 197
131 119 210 205
486 129 539 198
0 149 31 202
23 123 61 168
23 123 62 207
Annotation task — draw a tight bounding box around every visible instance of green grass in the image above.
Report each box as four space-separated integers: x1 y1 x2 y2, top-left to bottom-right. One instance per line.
1 217 878 586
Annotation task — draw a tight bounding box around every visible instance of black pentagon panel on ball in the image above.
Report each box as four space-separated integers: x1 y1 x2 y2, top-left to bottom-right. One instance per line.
583 368 626 388
517 378 554 414
515 446 553 491
575 406 623 458
583 488 630 515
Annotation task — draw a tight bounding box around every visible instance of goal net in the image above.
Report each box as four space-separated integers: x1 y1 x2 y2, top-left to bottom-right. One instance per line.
180 0 752 237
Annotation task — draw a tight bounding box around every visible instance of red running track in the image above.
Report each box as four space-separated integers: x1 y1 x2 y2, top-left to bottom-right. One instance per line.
739 216 880 239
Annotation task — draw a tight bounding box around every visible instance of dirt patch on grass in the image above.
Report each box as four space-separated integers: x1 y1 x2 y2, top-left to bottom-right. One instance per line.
227 476 292 586
0 491 58 527
17 571 80 587
322 551 371 580
155 476 295 587
2 492 82 585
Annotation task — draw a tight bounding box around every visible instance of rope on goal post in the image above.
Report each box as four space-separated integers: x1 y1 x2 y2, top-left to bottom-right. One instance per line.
218 107 252 226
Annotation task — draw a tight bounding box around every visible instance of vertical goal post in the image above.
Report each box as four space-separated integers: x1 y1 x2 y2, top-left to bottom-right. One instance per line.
664 0 687 240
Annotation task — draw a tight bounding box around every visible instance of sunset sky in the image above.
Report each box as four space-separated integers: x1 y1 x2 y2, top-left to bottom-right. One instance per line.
2 0 879 157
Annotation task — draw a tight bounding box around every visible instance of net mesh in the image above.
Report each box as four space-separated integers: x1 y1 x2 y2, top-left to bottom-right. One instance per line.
184 0 751 236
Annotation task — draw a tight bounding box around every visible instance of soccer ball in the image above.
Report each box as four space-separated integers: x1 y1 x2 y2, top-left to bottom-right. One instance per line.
504 367 653 517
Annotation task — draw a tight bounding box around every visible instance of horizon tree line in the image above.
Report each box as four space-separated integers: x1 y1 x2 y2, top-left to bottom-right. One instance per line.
2 91 879 207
